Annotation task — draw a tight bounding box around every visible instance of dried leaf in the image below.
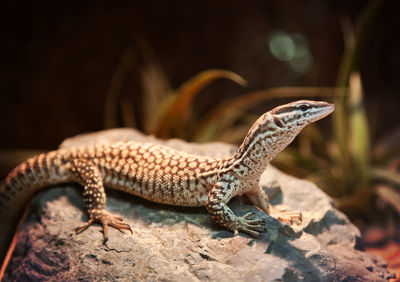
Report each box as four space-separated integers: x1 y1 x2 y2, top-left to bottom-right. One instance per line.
372 169 400 187
372 126 400 164
140 65 170 132
105 33 170 131
376 186 400 215
153 69 247 138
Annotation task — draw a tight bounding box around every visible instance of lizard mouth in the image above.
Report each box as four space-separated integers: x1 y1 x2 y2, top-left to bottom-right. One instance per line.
310 102 335 122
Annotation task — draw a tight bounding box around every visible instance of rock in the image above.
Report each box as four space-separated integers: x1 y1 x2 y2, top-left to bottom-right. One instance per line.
3 129 395 281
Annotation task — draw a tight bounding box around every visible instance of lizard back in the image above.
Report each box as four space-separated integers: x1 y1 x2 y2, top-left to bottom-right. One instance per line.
88 141 226 206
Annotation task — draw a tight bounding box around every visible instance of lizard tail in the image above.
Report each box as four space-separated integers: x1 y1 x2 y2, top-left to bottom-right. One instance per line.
0 150 73 265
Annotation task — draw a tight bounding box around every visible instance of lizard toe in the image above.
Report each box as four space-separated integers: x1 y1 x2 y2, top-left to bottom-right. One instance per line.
75 209 133 242
236 214 266 238
75 218 95 234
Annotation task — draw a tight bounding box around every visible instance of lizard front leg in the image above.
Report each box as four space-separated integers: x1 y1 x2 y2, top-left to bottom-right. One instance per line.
245 184 302 225
71 159 132 242
205 181 266 237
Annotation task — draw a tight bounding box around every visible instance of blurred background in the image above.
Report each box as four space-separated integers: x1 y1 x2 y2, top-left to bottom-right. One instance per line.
0 0 399 276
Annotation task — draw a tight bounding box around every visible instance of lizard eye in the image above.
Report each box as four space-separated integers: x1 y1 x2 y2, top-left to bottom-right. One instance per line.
299 105 308 112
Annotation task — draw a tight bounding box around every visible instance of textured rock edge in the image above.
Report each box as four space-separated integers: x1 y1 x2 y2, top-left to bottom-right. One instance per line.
3 128 394 281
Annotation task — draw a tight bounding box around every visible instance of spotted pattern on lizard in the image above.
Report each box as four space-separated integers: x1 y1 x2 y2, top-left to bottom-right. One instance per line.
0 100 334 260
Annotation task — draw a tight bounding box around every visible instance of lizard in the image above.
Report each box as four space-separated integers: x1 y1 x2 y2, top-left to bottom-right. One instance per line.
0 100 334 263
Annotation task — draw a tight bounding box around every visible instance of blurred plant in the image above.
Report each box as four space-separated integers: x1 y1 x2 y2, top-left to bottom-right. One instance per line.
273 0 400 219
106 0 400 220
105 34 339 142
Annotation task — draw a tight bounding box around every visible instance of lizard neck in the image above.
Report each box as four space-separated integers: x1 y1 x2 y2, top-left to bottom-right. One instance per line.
229 113 302 178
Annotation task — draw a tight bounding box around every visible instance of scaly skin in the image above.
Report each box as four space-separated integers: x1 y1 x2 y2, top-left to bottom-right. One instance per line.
0 100 334 263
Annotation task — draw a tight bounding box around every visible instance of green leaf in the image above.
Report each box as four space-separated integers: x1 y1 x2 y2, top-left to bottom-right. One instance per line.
333 0 384 169
348 72 370 181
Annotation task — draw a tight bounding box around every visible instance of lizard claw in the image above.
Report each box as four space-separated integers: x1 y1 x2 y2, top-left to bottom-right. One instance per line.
75 209 133 243
243 212 256 219
233 212 266 238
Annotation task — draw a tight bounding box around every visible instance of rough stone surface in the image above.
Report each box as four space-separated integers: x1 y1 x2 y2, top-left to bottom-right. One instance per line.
3 128 394 281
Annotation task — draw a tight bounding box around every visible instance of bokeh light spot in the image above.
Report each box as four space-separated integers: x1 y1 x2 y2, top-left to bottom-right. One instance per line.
268 31 295 62
268 31 312 73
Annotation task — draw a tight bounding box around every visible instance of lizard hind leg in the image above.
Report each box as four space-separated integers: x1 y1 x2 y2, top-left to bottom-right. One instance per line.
72 159 132 243
245 185 302 225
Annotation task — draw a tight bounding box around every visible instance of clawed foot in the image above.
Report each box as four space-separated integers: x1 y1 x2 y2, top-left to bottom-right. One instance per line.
269 206 302 225
75 209 133 243
233 212 266 238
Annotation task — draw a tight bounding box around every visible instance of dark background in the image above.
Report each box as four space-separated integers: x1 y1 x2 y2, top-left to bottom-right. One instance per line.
0 1 399 150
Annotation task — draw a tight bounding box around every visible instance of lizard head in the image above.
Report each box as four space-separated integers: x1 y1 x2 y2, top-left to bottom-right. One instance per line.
270 100 335 130
232 100 335 167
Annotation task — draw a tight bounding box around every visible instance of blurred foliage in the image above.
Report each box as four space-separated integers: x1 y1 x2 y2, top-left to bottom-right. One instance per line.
104 0 399 221
104 35 339 142
274 0 400 220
